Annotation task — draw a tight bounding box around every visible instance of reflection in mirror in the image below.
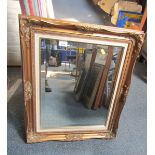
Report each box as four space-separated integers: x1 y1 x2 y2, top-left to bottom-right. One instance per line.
39 38 123 129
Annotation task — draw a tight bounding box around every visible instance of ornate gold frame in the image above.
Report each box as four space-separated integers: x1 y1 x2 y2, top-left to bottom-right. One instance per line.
19 15 144 143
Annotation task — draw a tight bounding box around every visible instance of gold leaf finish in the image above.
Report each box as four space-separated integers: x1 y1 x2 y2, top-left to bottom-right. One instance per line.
19 15 145 143
24 81 32 101
65 134 83 141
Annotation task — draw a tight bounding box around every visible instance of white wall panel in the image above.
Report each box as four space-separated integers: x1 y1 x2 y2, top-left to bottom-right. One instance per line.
7 0 21 66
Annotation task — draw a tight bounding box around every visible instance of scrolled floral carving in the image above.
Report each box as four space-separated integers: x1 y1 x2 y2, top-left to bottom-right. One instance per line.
134 33 145 50
65 134 83 141
119 84 130 105
24 81 32 101
98 132 116 139
21 26 30 42
76 23 102 33
123 85 130 97
27 132 48 143
20 19 31 47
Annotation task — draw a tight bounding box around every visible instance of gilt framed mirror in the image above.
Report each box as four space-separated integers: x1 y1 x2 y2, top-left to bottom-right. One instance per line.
19 15 144 143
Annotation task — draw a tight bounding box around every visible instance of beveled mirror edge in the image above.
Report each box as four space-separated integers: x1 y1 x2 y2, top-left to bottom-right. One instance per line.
34 33 128 133
19 14 145 143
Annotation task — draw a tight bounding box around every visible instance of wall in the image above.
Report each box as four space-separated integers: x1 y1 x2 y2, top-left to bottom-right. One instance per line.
7 0 21 66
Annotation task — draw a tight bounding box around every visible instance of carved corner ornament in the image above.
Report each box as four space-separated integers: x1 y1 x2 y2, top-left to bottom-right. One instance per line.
19 18 31 47
27 132 46 143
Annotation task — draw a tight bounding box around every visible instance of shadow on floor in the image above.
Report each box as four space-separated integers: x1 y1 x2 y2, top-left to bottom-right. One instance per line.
133 61 147 83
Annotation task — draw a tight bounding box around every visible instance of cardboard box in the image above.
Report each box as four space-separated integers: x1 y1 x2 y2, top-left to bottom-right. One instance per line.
92 0 119 14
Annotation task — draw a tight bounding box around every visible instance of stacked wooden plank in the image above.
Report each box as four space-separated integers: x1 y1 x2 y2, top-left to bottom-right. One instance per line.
74 47 114 110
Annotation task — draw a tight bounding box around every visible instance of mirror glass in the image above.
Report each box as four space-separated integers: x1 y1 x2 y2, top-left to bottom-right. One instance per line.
38 37 124 129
